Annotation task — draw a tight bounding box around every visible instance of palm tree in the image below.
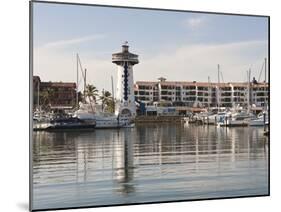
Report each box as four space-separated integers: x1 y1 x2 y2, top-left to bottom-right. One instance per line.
39 88 55 111
100 90 114 112
85 84 99 103
106 98 115 113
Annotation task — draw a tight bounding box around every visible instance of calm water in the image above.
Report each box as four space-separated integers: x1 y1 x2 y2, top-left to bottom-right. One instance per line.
32 124 268 210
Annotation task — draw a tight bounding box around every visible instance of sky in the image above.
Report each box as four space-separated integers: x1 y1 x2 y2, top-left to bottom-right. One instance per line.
33 2 269 93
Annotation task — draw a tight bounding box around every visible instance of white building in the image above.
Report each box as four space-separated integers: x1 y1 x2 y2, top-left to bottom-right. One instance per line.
112 42 139 118
134 78 268 111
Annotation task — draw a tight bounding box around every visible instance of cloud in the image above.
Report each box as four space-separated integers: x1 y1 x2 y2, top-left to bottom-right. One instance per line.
183 17 205 29
34 40 268 94
40 34 105 49
135 40 267 83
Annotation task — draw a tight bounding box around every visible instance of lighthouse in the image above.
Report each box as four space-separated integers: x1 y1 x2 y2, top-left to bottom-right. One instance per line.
112 42 139 118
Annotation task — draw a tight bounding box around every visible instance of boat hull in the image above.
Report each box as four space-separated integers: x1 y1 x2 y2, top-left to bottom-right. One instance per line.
249 118 269 127
33 117 96 131
45 124 96 131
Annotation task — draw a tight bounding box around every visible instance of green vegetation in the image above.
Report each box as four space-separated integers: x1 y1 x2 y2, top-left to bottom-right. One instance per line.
85 84 99 103
39 88 55 111
84 84 115 113
100 90 115 113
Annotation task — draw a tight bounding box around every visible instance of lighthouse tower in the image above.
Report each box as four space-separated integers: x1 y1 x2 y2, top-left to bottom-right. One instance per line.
112 42 139 118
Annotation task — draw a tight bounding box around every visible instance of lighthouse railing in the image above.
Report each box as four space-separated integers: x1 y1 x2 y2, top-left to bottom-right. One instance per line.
112 55 138 61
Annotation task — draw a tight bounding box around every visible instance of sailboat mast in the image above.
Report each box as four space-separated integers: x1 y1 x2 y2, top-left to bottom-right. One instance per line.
37 81 40 110
84 68 87 103
76 53 79 109
208 76 210 111
265 58 267 84
217 64 220 110
264 58 267 109
247 69 251 113
111 76 115 113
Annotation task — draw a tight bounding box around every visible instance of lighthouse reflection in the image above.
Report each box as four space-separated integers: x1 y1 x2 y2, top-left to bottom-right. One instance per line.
113 129 135 195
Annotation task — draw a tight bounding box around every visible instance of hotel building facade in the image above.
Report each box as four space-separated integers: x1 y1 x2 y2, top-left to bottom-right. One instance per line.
33 76 77 110
134 78 268 111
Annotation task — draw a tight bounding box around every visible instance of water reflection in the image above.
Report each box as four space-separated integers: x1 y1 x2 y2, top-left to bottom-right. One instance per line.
113 130 135 194
33 124 268 210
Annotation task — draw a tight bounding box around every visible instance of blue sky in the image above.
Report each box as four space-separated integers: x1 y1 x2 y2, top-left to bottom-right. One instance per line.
33 2 268 92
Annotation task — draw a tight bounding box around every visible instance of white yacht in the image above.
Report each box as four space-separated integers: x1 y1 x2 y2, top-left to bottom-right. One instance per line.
33 110 52 130
202 110 232 126
209 111 231 125
249 111 269 126
217 110 255 127
74 102 134 129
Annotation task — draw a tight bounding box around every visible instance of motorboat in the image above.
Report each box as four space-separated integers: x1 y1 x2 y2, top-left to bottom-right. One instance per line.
208 111 232 126
249 111 269 126
33 119 52 131
217 111 255 127
33 110 53 131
